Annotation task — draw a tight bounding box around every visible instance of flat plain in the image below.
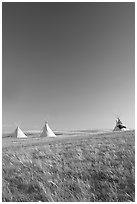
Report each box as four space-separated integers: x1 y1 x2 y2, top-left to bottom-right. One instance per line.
2 130 135 202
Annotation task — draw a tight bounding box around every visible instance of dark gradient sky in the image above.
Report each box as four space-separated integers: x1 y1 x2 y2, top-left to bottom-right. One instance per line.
2 2 135 132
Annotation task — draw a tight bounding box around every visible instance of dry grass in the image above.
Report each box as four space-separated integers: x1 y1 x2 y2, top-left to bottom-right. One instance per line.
2 130 135 202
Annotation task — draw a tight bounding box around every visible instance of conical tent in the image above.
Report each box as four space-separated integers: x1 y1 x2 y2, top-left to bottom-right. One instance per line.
40 122 56 137
13 127 27 138
113 118 127 131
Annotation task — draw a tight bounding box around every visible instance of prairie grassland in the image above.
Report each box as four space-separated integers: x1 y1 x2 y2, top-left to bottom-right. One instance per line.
2 130 135 202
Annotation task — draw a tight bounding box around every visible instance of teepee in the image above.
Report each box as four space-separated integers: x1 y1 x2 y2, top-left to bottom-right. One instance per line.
13 126 27 138
113 117 127 131
40 121 56 137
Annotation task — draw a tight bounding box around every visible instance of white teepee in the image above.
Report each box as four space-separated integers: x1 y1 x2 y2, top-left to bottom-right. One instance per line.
40 121 56 137
113 117 127 131
13 126 27 138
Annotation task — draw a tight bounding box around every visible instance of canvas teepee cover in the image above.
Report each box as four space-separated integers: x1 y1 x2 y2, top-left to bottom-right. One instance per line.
40 121 56 137
113 117 127 131
13 127 27 138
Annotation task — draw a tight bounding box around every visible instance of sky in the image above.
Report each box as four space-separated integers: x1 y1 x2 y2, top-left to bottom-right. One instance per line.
2 2 135 132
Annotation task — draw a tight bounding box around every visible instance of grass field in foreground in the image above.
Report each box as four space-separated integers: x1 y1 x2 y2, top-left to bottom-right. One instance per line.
2 130 135 202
